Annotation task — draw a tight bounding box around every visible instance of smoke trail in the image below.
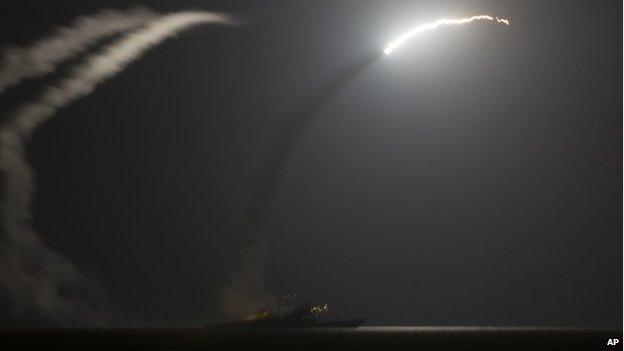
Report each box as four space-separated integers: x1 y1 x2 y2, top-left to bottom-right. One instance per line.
221 53 379 319
0 11 237 326
0 7 157 95
223 14 511 319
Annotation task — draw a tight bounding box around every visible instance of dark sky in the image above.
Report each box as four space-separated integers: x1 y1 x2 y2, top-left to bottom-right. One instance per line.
0 0 621 326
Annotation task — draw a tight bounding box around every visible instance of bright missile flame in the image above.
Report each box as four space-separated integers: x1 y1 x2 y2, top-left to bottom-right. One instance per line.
383 14 510 55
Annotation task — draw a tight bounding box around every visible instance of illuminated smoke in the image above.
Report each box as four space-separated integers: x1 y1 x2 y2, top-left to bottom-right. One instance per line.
222 53 379 320
384 14 510 55
228 13 511 320
0 10 237 326
0 7 157 94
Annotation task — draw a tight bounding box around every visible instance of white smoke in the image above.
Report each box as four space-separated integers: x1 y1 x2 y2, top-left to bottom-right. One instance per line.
0 7 157 95
3 11 237 135
0 10 237 325
221 236 274 319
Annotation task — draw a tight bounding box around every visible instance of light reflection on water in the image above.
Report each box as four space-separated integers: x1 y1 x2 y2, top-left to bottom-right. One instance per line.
267 326 599 333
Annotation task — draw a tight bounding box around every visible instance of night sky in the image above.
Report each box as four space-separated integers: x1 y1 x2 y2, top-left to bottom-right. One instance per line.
0 0 621 327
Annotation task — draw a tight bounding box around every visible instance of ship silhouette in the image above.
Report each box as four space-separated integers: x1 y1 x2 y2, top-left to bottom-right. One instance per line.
208 294 365 328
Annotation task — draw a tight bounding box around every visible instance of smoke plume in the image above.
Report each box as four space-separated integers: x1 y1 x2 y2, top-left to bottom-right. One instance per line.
0 10 237 326
221 53 379 319
0 7 157 95
223 14 511 319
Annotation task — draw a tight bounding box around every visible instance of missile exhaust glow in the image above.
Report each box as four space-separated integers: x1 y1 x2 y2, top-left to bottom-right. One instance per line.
383 14 510 55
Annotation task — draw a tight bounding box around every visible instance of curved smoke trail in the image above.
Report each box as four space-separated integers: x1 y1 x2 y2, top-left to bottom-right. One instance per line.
224 13 510 319
0 7 157 95
0 10 237 326
222 53 379 319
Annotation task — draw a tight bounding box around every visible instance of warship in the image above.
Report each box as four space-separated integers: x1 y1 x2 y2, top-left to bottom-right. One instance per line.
208 294 365 328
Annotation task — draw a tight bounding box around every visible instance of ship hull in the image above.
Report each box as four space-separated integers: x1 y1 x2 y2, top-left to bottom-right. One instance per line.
207 318 365 329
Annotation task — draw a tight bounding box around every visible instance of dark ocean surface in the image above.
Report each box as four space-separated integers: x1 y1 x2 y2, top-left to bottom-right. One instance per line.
1 326 621 350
